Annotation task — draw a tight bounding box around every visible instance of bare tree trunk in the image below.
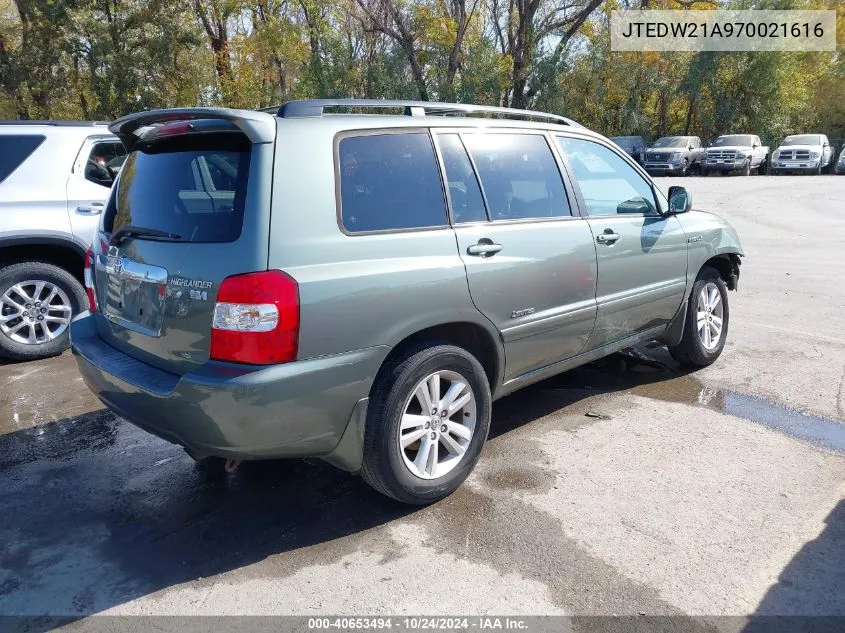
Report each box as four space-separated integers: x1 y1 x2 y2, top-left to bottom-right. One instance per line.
354 0 428 100
193 0 233 84
505 0 603 108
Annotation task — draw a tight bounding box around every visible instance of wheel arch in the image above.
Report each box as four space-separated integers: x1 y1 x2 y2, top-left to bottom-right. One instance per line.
703 253 741 291
373 321 503 398
0 236 87 283
662 253 740 347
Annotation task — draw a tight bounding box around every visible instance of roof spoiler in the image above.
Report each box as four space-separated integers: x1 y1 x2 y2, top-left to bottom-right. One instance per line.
109 107 276 151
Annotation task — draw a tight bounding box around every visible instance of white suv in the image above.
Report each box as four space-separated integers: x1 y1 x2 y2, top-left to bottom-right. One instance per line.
0 121 125 360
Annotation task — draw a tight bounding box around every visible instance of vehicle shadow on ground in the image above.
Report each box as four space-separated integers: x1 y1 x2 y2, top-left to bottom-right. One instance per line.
0 346 690 626
741 499 845 631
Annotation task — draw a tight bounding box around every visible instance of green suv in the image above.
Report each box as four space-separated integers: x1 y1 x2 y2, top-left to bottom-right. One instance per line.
70 100 743 504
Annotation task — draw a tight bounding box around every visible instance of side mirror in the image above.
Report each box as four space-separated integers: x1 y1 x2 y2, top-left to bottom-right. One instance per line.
667 186 692 215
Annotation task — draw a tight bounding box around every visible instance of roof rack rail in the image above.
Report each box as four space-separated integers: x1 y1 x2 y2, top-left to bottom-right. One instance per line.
276 99 581 127
0 120 110 127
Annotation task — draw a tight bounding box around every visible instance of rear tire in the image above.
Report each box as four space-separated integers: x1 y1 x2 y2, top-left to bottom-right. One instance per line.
361 344 492 505
668 267 730 368
0 261 86 362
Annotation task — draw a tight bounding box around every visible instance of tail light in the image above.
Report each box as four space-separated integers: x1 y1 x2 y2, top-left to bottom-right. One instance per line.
210 270 299 365
84 248 97 312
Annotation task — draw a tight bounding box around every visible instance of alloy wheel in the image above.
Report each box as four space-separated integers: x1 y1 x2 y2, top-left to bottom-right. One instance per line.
0 280 73 345
696 282 724 350
398 370 477 480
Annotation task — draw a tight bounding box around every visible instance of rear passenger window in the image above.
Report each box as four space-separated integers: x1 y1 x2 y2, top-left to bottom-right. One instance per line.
0 135 45 184
338 133 447 233
437 134 487 224
462 134 571 220
557 136 657 216
84 140 127 188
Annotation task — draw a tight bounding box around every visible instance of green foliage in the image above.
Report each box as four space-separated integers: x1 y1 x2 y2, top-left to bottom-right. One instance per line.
0 0 840 145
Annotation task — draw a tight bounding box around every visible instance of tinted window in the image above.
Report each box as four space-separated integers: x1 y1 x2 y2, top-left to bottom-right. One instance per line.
713 135 754 147
557 137 657 217
782 135 822 146
437 134 487 224
653 137 688 148
462 134 570 220
0 135 45 184
610 137 636 150
339 133 447 233
104 136 250 243
85 140 127 188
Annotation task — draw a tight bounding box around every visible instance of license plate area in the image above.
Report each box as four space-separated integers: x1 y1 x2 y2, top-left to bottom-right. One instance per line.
100 254 168 337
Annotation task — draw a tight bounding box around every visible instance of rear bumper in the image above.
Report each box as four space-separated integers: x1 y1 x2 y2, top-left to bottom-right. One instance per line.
70 312 389 462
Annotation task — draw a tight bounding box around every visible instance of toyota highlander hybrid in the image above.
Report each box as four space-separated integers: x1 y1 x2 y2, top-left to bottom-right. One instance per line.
70 100 744 504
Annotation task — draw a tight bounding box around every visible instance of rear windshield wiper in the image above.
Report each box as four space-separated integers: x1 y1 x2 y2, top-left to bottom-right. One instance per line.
109 225 182 246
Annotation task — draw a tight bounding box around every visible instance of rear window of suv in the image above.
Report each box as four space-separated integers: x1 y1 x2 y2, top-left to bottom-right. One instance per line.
104 135 250 243
0 134 46 184
338 132 447 233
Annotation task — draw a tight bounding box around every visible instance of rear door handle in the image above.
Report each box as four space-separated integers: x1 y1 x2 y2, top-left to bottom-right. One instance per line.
77 202 105 215
466 239 503 257
596 230 620 245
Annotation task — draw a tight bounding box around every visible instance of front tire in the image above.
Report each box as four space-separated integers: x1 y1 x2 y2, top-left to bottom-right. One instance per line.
0 261 86 362
361 344 492 505
741 159 751 176
668 267 729 368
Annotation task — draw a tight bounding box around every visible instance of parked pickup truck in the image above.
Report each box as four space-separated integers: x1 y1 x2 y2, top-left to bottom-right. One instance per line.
702 135 768 176
770 134 834 175
642 136 704 176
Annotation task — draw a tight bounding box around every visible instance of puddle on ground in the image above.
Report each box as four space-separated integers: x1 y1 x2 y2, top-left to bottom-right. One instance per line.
0 353 103 435
514 348 845 455
633 375 845 455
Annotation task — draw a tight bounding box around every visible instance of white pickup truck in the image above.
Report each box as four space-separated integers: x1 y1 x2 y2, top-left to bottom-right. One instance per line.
770 134 834 175
702 134 768 176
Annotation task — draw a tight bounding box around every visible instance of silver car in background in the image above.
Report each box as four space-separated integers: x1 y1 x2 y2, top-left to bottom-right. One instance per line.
0 121 125 360
643 136 704 176
770 134 834 175
702 134 768 176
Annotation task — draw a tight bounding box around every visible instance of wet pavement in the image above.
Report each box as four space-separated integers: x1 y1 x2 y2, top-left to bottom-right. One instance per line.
1 176 844 626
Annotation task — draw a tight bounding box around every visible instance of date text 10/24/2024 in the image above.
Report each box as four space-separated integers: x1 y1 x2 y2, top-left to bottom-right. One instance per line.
307 617 529 630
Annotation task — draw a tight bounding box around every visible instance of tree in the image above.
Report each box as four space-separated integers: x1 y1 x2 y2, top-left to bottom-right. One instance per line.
489 0 603 108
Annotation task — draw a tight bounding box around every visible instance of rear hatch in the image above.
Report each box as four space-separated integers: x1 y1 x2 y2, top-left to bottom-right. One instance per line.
90 109 277 375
